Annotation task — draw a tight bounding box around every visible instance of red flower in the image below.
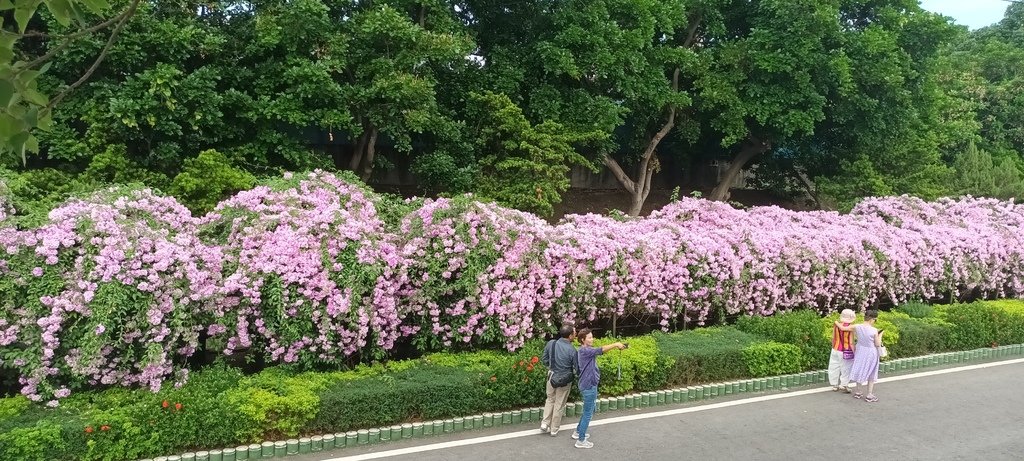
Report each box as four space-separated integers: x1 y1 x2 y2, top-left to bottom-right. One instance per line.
530 356 539 364
526 365 534 372
175 403 182 411
100 425 110 432
85 427 93 433
161 400 169 409
518 360 525 367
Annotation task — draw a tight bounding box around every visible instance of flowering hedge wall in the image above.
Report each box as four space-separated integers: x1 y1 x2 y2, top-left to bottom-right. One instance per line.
1 170 1023 401
201 171 405 366
0 188 224 405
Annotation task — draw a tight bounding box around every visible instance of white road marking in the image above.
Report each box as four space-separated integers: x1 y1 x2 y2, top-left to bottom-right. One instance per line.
319 357 1024 461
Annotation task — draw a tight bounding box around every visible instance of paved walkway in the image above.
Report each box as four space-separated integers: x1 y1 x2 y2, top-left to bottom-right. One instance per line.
298 358 1024 461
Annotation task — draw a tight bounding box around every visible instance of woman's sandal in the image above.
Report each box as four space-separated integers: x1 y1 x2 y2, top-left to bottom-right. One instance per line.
832 386 841 392
853 392 863 399
864 395 879 403
840 386 851 393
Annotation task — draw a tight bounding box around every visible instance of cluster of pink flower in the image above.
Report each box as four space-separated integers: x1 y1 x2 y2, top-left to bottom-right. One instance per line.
203 171 408 365
0 187 223 404
1 171 1022 402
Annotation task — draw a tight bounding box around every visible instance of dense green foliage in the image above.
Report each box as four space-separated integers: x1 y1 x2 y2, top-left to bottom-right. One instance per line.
3 1 1023 217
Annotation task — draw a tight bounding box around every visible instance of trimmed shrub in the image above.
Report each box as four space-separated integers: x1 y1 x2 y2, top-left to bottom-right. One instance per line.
742 342 804 377
401 366 489 419
738 311 831 369
938 301 1024 349
653 328 759 385
422 350 508 373
0 420 69 461
478 352 547 410
223 369 332 441
887 316 953 358
895 301 935 319
309 375 404 433
311 365 486 432
592 336 673 395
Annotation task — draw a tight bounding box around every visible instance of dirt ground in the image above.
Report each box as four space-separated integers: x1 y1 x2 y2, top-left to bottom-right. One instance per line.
550 188 804 220
371 185 805 222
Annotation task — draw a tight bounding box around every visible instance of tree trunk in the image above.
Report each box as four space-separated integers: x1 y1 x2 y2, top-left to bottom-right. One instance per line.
709 138 770 202
358 128 379 181
607 118 671 217
604 15 700 216
605 69 679 217
349 129 368 172
791 166 822 209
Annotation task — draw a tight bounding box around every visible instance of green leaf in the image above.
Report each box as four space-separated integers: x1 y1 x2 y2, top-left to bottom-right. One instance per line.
14 2 41 34
78 0 108 14
16 68 41 88
21 106 37 127
9 130 29 163
0 79 15 108
24 132 37 153
43 0 72 25
22 88 47 106
0 112 22 139
0 35 15 62
35 108 51 130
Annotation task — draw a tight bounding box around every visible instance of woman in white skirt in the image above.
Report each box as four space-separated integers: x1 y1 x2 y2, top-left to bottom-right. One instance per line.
828 309 857 392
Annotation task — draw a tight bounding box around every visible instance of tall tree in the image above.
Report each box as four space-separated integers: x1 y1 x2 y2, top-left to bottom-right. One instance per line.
0 0 137 164
465 0 960 214
940 3 1024 161
464 0 692 216
339 1 472 180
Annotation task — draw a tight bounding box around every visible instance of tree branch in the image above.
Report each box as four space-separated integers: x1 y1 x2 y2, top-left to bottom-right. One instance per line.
636 68 679 193
44 0 142 113
603 156 637 194
19 0 141 74
709 136 771 201
791 165 822 209
683 13 702 48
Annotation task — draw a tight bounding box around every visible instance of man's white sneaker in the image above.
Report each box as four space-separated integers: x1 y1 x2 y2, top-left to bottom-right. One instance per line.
574 440 594 449
539 424 548 433
571 431 590 440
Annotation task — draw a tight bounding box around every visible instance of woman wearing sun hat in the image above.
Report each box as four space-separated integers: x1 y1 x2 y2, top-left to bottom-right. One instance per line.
828 309 857 393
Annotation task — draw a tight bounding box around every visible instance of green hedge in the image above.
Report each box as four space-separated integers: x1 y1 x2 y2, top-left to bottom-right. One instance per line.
742 342 804 377
313 365 488 433
895 301 935 319
4 300 1024 461
654 327 758 385
737 310 832 369
937 301 1024 349
593 336 672 395
886 316 953 358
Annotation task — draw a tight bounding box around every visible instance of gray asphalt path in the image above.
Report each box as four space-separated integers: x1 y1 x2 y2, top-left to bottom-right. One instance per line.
301 359 1024 461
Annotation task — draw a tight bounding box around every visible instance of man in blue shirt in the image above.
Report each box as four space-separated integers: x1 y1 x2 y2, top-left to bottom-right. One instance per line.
573 328 626 449
540 324 578 436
